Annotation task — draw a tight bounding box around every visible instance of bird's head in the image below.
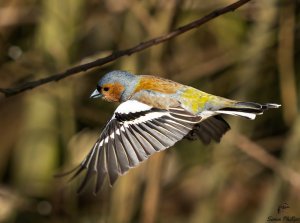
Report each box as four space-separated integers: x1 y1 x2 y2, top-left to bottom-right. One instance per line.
90 70 138 102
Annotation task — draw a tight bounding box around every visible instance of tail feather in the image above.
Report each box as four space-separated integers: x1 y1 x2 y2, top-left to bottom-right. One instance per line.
216 102 281 120
235 102 281 110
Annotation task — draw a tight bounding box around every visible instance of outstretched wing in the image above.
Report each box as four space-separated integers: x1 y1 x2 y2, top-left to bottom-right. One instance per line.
69 100 202 193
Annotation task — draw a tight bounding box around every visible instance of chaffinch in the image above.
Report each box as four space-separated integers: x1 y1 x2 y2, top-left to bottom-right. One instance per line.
68 70 280 193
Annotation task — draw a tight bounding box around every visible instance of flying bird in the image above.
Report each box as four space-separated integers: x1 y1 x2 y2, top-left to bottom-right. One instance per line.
66 70 280 193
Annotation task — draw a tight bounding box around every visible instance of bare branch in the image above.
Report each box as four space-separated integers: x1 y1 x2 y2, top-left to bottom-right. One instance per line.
0 0 251 97
227 132 300 192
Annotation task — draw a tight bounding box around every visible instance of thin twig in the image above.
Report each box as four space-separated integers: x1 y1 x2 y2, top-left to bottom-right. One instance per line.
0 0 251 97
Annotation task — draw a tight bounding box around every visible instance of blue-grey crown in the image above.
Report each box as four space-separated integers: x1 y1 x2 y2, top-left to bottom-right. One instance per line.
98 70 135 85
98 70 139 101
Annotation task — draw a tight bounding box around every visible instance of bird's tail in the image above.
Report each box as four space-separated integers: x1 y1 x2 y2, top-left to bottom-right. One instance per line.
215 102 281 120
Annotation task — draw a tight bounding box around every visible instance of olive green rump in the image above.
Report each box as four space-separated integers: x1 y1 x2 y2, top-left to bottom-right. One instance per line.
179 87 235 114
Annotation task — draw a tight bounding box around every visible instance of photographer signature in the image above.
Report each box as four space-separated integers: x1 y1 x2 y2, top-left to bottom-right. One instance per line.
277 202 290 214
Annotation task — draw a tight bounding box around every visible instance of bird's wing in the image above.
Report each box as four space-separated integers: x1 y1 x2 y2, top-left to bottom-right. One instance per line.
69 100 202 193
184 116 230 144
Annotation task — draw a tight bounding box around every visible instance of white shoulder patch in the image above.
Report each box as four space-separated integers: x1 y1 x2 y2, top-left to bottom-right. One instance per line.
114 100 152 114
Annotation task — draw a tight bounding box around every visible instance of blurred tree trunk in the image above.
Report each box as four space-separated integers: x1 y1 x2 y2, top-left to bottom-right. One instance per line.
278 0 298 125
13 0 82 196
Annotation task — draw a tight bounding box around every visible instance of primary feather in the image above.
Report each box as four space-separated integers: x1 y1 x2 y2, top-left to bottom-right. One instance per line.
69 100 202 193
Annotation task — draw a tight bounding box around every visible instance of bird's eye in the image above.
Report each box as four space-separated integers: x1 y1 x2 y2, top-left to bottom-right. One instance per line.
103 87 109 92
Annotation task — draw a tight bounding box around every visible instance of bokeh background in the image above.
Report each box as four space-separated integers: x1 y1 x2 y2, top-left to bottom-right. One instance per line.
0 0 299 222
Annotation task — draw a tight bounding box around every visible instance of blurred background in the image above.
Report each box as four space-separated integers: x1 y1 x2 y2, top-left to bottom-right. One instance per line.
0 0 299 222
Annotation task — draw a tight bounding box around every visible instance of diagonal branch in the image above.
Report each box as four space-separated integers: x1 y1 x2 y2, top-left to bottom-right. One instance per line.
227 132 300 192
0 0 251 97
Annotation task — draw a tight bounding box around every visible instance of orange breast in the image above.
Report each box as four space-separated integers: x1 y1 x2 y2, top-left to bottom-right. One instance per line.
133 75 181 95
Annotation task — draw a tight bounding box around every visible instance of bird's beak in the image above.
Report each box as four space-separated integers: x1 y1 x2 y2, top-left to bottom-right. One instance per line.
90 89 102 99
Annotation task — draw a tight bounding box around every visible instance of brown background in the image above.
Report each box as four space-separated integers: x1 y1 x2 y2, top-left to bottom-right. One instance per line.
0 0 299 223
